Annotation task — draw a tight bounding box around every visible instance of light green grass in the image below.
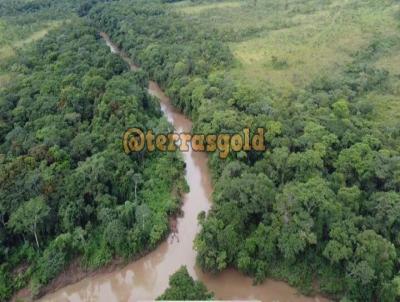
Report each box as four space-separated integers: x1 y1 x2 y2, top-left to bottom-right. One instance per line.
173 0 242 14
366 92 400 129
375 51 400 75
0 73 12 87
172 0 400 125
173 0 400 91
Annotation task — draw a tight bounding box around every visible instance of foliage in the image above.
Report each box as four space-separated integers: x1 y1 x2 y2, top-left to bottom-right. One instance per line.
2 0 400 301
0 18 185 299
157 266 213 300
87 0 400 300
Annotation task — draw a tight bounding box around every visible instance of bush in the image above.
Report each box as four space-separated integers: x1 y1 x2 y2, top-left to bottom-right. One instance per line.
157 266 213 300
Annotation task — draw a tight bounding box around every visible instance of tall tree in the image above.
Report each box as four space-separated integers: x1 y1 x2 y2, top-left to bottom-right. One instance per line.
8 196 50 249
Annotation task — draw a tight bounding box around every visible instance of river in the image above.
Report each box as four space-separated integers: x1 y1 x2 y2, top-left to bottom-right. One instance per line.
38 33 329 302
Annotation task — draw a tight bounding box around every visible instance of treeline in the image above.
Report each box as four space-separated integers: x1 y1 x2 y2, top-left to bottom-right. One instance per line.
0 20 186 300
87 1 400 301
0 0 78 17
0 0 111 19
88 0 233 117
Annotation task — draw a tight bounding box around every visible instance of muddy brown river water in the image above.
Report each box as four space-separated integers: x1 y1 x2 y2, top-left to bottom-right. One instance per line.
37 33 329 302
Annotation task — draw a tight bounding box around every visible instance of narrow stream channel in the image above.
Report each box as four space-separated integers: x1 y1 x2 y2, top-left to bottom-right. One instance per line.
38 33 329 302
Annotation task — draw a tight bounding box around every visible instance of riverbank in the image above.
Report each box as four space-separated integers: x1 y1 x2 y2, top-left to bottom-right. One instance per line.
35 32 329 302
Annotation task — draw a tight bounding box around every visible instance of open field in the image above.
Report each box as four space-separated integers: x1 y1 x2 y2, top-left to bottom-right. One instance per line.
173 0 242 14
172 0 400 126
173 0 400 90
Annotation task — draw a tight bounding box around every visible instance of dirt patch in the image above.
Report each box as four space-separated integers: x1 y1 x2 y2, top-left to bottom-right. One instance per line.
12 287 31 302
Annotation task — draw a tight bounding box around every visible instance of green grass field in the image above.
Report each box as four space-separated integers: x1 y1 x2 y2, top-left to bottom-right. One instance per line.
174 0 242 13
171 0 400 127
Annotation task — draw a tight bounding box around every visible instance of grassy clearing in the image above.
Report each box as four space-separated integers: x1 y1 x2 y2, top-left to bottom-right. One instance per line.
0 73 12 87
364 91 400 136
173 0 242 14
173 0 399 91
375 50 400 75
171 0 400 125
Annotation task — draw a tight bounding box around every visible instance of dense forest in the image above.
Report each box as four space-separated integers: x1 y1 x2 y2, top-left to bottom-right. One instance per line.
88 0 400 301
0 14 186 301
1 0 400 301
